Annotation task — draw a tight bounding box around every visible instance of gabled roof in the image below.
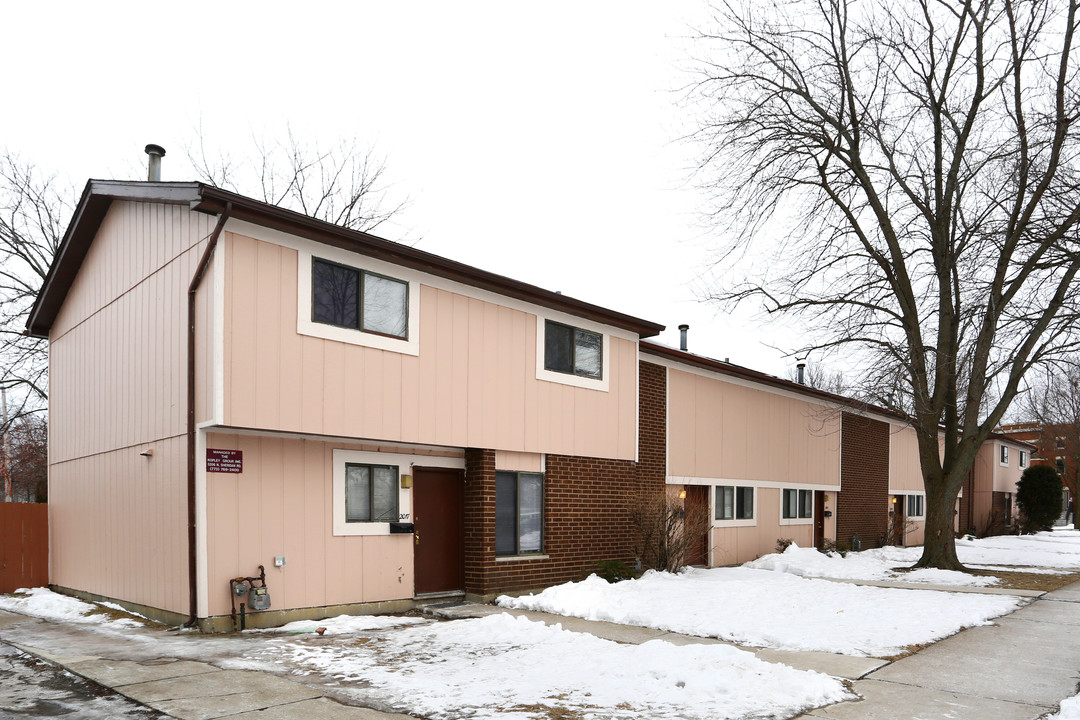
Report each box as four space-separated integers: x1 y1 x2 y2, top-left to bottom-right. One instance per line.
26 180 666 339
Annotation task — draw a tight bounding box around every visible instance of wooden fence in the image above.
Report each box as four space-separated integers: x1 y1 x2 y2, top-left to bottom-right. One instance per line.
0 502 48 593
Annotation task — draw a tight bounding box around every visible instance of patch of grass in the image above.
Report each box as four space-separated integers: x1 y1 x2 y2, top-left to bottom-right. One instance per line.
966 568 1080 592
82 604 163 628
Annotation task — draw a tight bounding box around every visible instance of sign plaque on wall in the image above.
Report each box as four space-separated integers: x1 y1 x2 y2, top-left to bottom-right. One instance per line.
206 448 243 473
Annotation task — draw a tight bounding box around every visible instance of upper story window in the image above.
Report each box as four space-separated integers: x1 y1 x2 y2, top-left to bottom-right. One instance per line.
544 320 602 379
1000 445 1010 465
312 257 408 339
1019 450 1028 468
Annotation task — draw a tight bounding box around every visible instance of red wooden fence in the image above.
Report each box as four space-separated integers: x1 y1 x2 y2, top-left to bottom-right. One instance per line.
0 503 48 593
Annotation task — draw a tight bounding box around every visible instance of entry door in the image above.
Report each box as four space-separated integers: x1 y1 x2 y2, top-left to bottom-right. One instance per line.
813 491 826 549
412 467 465 595
684 485 709 566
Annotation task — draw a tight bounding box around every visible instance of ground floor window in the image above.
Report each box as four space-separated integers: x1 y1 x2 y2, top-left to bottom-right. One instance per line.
496 471 543 555
345 464 399 522
782 489 813 519
906 494 925 518
716 485 754 520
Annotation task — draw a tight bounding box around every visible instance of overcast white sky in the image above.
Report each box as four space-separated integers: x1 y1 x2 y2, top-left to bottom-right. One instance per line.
2 1 808 377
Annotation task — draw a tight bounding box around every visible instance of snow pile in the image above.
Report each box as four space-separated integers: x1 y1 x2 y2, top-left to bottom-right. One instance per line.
0 588 144 629
499 569 1022 656
253 613 426 635
277 612 851 719
1048 692 1080 720
953 532 1080 569
746 543 998 587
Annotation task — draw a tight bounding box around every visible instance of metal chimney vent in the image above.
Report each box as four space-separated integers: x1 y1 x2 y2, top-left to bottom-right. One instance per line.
678 324 689 352
796 361 806 385
145 144 166 182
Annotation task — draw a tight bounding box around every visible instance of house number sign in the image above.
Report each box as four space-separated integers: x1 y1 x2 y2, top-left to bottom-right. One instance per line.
206 449 243 473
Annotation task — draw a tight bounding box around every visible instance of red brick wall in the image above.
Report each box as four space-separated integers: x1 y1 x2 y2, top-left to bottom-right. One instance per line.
463 361 667 596
837 412 890 548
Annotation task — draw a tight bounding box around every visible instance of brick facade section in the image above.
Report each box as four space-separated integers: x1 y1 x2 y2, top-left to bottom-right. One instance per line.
837 412 890 548
462 361 667 596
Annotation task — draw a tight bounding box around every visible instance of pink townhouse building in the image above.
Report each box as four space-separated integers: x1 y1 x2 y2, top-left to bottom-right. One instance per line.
28 173 1020 630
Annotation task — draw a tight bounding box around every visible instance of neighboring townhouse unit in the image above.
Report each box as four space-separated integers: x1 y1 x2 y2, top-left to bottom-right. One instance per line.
27 180 665 629
959 434 1034 535
999 421 1075 521
30 176 1023 631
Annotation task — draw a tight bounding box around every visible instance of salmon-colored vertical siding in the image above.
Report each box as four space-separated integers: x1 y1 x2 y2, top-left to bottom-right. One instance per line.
710 488 815 565
667 368 841 483
221 233 637 460
48 201 217 614
204 433 465 617
888 425 928 546
994 441 1024 493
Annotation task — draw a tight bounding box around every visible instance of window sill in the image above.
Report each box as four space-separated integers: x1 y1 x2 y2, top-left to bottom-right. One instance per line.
712 519 756 528
495 554 550 563
779 518 813 526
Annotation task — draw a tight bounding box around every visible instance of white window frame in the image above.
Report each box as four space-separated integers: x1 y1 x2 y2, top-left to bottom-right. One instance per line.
298 249 421 355
535 312 610 392
999 444 1010 466
332 449 463 536
713 484 757 527
779 488 814 526
906 493 925 518
1019 450 1028 468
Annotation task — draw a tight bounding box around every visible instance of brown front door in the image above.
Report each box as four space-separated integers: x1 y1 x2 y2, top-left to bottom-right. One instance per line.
684 485 709 566
412 467 465 595
813 491 826 549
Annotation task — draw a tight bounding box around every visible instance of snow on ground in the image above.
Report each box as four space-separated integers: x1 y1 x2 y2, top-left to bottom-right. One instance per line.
745 544 999 587
499 569 1022 657
0 588 145 629
263 612 851 720
251 613 426 635
1049 693 1080 720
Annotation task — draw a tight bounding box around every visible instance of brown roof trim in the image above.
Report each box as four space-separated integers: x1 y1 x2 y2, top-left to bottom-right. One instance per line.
639 341 875 410
26 181 665 339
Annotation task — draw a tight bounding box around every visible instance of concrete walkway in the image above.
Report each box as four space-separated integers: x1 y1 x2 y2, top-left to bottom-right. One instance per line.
2 581 1078 719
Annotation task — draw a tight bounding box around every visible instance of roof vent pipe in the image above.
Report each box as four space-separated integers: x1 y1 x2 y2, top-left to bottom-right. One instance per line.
678 324 689 352
145 144 166 182
796 361 806 385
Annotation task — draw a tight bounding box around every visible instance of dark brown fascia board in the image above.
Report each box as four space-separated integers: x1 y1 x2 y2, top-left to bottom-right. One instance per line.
639 341 871 410
641 342 1041 451
191 185 664 338
27 180 664 339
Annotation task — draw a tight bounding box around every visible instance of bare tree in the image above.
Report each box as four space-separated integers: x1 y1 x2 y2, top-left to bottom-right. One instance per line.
4 414 47 503
693 0 1080 569
186 126 405 233
0 154 71 421
1023 361 1080 501
1 134 404 427
629 489 712 573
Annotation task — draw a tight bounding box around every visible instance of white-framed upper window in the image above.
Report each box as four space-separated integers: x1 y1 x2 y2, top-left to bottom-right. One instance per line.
1000 445 1010 466
1019 450 1028 468
297 249 421 355
535 314 610 391
312 257 408 339
906 494 925 518
781 488 814 523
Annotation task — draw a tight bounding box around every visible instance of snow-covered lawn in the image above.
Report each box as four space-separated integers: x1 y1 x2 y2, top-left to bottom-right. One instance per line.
261 613 851 720
2 588 849 720
0 587 147 630
499 569 1022 657
745 531 1080 586
746 544 1001 586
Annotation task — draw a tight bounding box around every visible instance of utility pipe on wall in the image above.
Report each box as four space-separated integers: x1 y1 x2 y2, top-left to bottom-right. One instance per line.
185 202 231 628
